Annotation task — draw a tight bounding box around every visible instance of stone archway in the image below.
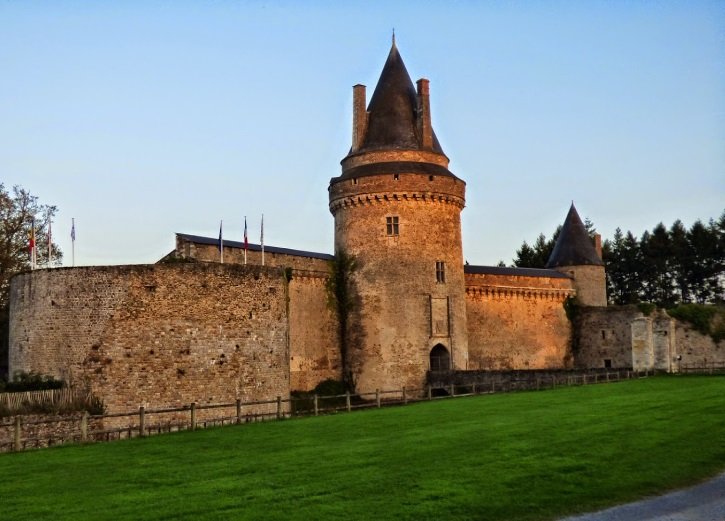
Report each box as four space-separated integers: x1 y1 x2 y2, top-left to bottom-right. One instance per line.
429 344 451 371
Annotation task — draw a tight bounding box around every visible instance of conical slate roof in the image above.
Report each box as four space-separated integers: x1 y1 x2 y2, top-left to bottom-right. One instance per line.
359 42 445 154
546 204 604 268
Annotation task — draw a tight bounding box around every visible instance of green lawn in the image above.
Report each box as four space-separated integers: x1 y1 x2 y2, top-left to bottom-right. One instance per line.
1 376 724 521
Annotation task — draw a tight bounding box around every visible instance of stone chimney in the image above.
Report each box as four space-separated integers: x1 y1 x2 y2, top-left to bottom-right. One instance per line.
351 84 368 153
593 233 603 260
416 78 432 148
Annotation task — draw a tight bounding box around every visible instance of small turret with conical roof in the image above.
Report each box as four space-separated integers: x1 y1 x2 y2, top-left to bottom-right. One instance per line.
329 39 468 395
547 204 607 306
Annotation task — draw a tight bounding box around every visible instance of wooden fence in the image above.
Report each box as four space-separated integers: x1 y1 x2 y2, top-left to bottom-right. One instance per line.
680 362 725 374
0 369 652 453
0 387 94 415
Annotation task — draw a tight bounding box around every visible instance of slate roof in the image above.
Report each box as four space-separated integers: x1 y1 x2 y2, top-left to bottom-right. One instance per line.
176 233 334 261
333 161 456 181
464 265 571 279
546 204 604 268
355 41 445 155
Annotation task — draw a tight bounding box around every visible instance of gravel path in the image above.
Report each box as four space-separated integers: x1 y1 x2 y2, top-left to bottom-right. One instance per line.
559 471 725 521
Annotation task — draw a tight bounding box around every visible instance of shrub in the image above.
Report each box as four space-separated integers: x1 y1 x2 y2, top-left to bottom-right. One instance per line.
667 304 724 342
5 371 64 392
637 302 657 316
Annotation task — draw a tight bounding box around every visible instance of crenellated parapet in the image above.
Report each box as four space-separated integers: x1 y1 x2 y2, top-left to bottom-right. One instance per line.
464 266 575 303
466 285 573 302
330 190 465 213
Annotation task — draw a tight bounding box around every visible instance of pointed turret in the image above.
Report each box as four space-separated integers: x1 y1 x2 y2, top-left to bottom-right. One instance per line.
358 41 444 154
546 204 604 268
547 204 607 306
338 39 456 181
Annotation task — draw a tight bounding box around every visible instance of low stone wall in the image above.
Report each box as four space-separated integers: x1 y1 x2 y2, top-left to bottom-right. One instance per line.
0 413 105 452
428 368 634 391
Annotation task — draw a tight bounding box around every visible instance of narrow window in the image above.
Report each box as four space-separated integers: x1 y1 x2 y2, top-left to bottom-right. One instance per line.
393 173 399 180
604 359 612 369
386 216 399 236
436 261 446 283
601 330 606 340
352 178 358 185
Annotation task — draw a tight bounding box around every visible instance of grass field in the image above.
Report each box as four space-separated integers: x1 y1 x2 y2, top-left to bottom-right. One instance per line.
1 376 724 521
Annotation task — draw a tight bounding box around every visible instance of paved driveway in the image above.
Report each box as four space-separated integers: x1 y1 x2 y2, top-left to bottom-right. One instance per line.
559 471 725 521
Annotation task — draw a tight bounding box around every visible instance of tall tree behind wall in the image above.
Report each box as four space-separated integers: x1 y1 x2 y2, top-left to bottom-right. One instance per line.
512 211 724 306
0 184 63 379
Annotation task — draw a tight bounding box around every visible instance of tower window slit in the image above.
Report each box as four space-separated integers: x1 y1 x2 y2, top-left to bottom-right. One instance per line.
436 261 446 283
386 216 399 236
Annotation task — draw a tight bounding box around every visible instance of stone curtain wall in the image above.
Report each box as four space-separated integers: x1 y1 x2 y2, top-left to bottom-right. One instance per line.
465 273 574 370
288 270 341 391
575 306 724 371
676 322 724 368
178 238 331 271
574 306 640 369
9 264 290 413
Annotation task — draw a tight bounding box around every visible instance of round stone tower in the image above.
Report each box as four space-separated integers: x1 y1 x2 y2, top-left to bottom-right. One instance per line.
546 204 607 306
328 40 469 394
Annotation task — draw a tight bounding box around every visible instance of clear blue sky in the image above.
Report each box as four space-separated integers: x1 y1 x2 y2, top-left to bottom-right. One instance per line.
1 1 723 266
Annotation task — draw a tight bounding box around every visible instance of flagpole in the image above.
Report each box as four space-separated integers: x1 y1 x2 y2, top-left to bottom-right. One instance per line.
48 210 52 267
71 218 76 267
243 216 248 265
219 220 224 264
261 214 264 266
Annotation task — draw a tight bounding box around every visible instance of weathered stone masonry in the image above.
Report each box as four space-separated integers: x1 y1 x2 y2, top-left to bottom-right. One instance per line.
9 264 290 412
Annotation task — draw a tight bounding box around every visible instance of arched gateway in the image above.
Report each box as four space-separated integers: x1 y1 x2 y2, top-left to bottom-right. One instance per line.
429 344 451 371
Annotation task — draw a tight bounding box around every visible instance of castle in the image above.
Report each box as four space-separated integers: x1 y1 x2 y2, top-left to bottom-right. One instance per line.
8 42 720 413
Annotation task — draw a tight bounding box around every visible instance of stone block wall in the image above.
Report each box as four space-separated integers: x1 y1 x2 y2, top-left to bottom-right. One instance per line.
675 321 724 369
575 306 722 371
465 273 574 370
554 265 607 307
9 264 290 413
175 236 331 271
574 306 641 369
288 270 341 390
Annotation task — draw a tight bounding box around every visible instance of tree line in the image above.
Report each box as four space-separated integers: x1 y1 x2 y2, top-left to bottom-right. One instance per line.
512 212 724 307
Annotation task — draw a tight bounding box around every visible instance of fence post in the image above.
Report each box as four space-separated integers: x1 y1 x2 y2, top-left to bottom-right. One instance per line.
236 399 242 424
190 402 197 430
376 389 381 408
81 411 88 442
346 391 351 412
450 384 455 397
472 382 477 395
427 385 432 400
595 373 598 384
492 380 495 393
13 416 21 452
536 376 540 391
276 396 282 420
139 406 145 437
402 387 407 405
313 394 319 416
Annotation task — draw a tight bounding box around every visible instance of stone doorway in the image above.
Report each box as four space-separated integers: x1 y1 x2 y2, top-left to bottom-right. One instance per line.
430 344 451 371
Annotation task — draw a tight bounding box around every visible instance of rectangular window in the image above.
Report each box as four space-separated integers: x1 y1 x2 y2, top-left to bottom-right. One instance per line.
436 261 446 283
604 359 612 369
386 216 399 236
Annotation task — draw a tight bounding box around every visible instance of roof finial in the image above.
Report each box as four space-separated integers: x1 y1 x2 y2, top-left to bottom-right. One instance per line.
392 28 396 46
